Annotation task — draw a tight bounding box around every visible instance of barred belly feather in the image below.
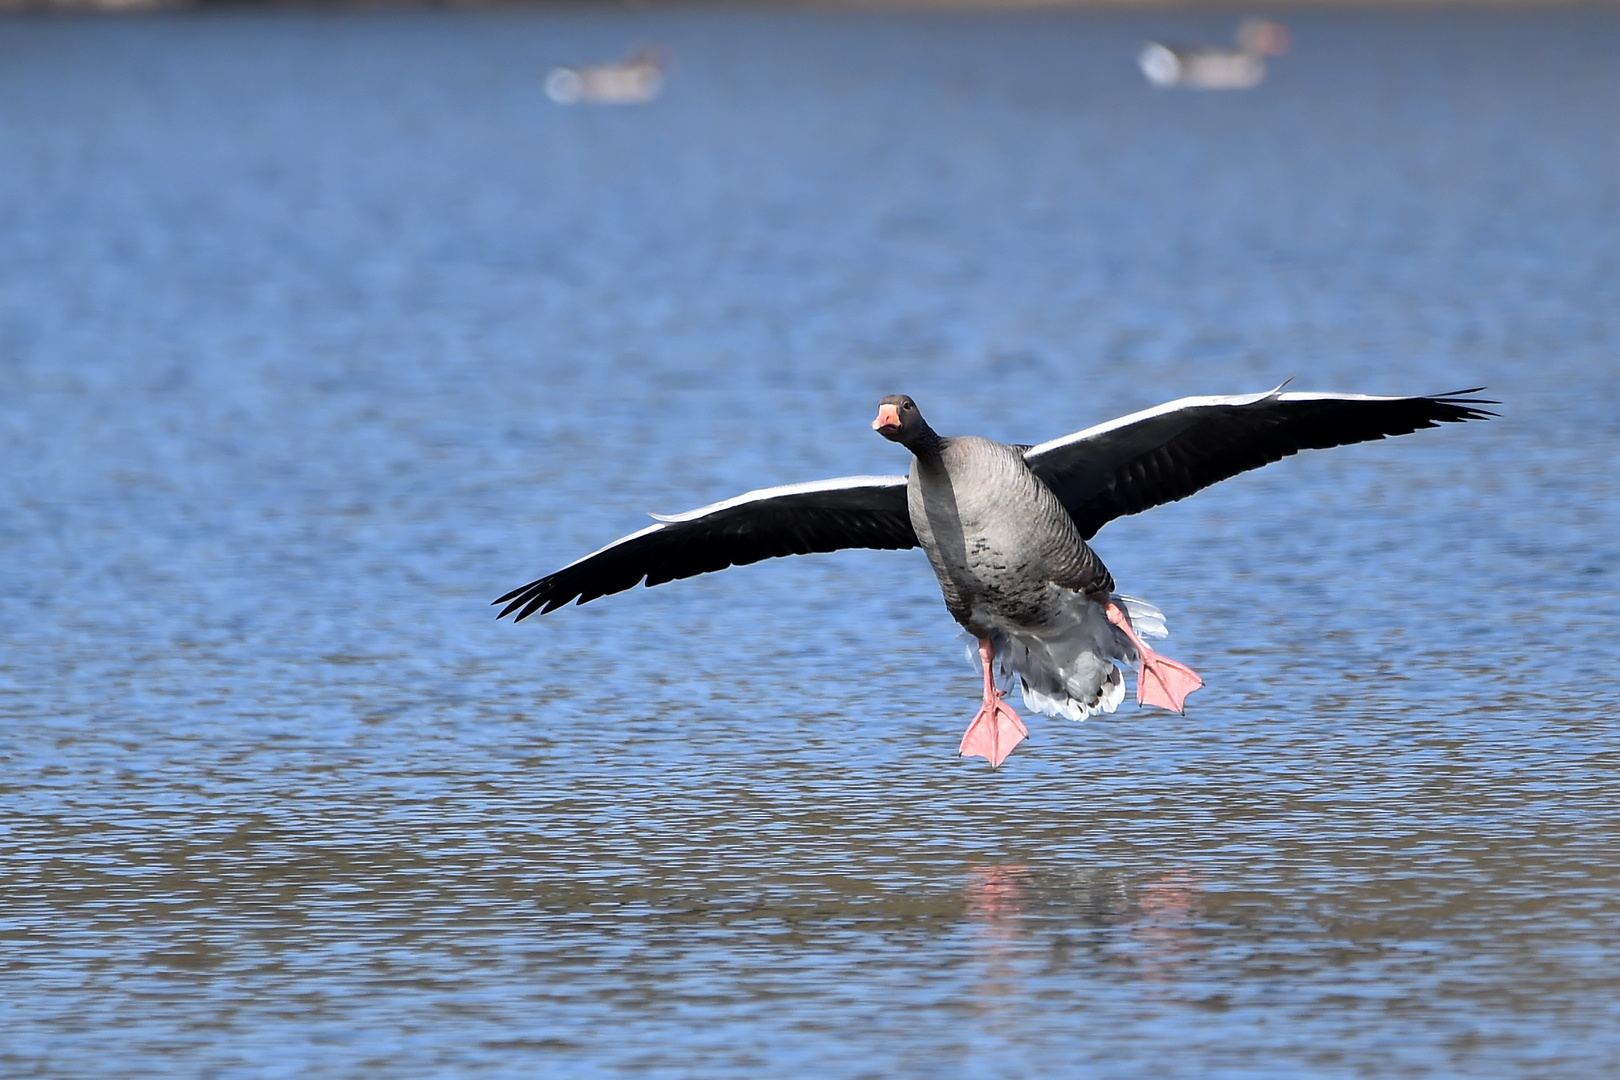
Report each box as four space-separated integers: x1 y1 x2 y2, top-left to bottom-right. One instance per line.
975 595 1170 722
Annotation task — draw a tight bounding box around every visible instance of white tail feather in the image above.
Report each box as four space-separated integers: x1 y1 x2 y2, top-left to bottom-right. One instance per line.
962 592 1174 722
1116 595 1167 640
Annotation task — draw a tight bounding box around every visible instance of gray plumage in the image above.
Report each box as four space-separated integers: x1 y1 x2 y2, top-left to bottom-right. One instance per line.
909 435 1113 630
880 396 1139 719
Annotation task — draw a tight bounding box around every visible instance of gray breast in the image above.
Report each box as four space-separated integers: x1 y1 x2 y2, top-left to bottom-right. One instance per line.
907 437 1113 634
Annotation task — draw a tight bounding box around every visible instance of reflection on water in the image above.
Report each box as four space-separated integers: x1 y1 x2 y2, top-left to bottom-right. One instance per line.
962 864 1031 1021
1132 870 1203 983
3 6 1620 1079
964 863 1031 935
963 865 1206 990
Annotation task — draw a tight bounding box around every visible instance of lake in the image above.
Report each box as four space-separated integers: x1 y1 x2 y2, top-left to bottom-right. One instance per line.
2 5 1618 1077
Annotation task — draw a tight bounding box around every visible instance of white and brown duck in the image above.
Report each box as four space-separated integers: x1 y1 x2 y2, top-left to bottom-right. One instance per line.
1140 20 1291 90
546 45 669 106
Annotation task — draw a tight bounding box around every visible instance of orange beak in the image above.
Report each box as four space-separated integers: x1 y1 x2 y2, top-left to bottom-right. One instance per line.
872 403 901 431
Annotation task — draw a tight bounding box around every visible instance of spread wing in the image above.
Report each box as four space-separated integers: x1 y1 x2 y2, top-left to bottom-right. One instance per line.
1025 387 1496 540
495 475 917 620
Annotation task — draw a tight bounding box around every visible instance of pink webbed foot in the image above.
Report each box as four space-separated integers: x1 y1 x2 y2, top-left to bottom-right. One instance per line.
1134 651 1204 713
1105 603 1204 714
960 636 1030 768
959 694 1029 770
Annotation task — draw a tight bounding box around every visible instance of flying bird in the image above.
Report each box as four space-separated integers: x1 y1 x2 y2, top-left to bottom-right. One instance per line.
496 387 1492 768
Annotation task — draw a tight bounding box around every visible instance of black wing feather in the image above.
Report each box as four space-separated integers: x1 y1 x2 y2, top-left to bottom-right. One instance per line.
1026 390 1496 540
494 480 917 621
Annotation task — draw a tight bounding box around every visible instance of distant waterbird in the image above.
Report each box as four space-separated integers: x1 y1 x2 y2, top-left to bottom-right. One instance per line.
546 45 669 105
496 388 1493 768
1140 19 1291 90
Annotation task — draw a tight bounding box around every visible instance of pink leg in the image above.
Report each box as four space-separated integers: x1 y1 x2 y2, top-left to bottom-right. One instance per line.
1105 603 1204 714
959 637 1029 769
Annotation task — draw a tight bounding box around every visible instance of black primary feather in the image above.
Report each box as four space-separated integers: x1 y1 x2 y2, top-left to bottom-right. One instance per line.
1025 390 1496 540
495 479 917 621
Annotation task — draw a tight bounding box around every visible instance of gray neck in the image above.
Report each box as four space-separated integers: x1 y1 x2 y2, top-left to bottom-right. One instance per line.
903 423 947 460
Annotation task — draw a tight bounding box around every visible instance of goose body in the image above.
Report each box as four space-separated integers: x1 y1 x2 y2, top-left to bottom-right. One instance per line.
907 435 1109 637
497 387 1492 767
903 432 1137 730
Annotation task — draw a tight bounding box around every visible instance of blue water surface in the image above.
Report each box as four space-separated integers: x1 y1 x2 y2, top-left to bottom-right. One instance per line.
2 6 1618 1078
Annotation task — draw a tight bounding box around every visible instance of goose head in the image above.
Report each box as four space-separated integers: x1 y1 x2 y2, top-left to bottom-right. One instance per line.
872 394 928 444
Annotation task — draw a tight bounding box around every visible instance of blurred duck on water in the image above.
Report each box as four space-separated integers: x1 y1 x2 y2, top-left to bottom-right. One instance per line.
546 45 669 105
1139 19 1291 90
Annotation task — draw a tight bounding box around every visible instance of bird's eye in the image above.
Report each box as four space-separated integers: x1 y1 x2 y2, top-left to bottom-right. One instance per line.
903 402 914 411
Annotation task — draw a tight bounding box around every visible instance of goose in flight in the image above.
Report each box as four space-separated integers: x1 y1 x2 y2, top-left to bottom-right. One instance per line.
496 387 1492 768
